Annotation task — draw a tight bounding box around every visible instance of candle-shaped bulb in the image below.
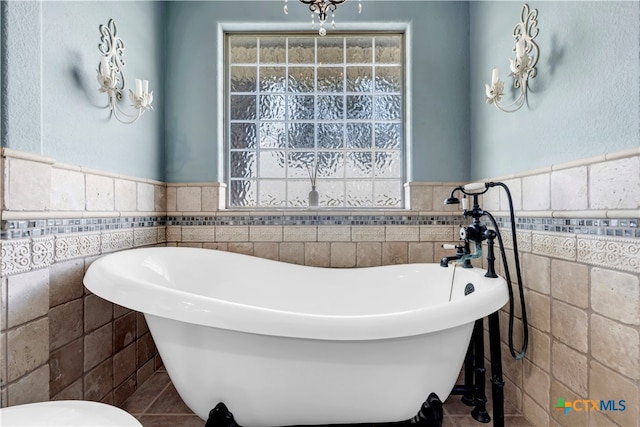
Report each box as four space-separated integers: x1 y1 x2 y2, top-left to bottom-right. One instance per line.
142 79 149 95
101 56 109 76
516 38 525 57
491 68 499 85
135 79 143 97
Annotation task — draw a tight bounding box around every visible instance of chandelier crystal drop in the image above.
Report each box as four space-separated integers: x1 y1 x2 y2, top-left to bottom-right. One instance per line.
286 0 362 36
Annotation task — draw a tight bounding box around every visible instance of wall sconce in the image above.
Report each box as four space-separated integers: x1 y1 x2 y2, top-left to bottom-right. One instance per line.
284 0 362 36
97 19 153 124
485 4 539 113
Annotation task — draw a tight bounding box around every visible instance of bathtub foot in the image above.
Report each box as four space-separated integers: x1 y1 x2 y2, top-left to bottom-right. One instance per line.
409 393 443 427
205 403 239 427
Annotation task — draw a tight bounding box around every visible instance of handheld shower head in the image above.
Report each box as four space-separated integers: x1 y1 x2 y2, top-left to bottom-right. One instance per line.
443 187 462 205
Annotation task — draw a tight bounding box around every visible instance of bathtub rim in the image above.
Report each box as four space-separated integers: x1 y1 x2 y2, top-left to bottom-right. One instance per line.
83 247 509 341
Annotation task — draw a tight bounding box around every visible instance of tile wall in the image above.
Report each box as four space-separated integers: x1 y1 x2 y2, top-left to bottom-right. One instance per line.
0 148 166 407
2 146 639 427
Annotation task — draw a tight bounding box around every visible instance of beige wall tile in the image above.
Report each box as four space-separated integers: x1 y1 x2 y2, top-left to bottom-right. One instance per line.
351 226 384 242
166 186 177 211
279 243 305 265
591 267 640 325
523 359 550 409
181 226 215 242
254 242 279 261
49 259 84 308
84 294 113 333
114 179 137 212
522 174 550 211
6 158 51 211
137 182 155 212
84 323 113 372
552 341 588 397
589 361 639 427
202 186 222 211
305 242 330 267
250 226 283 242
85 174 114 211
408 242 434 264
154 185 166 212
50 338 83 396
227 242 253 255
590 314 639 379
406 183 433 211
49 299 83 352
0 332 5 387
432 186 463 212
550 260 589 309
7 364 49 406
527 327 550 373
356 242 381 267
499 178 522 212
318 226 351 242
522 253 550 295
7 269 49 329
166 226 181 242
331 243 356 267
526 291 550 333
550 167 588 211
419 226 456 242
7 318 49 382
215 226 248 242
551 300 588 353
589 156 640 210
176 186 202 211
522 393 549 427
385 225 419 242
283 226 317 242
51 168 85 211
382 242 408 265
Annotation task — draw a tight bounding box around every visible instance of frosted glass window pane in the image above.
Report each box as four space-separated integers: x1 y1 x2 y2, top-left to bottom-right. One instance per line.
374 151 402 178
374 95 401 120
287 123 315 149
230 37 257 63
346 67 372 92
288 95 315 120
288 38 315 64
230 180 256 207
375 37 402 63
375 180 403 207
317 95 344 120
346 152 373 178
317 37 343 63
259 180 286 207
259 122 286 148
317 123 344 149
259 151 286 178
317 151 344 179
287 180 311 208
375 123 401 149
375 66 402 92
259 67 286 92
260 37 286 63
230 123 257 149
318 180 345 207
346 38 372 63
230 151 256 178
231 66 257 92
259 94 286 120
346 123 372 149
288 67 315 93
230 95 256 120
317 67 344 92
346 95 373 120
288 151 315 179
346 181 373 207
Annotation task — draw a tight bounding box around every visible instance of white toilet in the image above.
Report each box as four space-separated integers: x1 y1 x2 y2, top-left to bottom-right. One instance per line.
0 400 142 426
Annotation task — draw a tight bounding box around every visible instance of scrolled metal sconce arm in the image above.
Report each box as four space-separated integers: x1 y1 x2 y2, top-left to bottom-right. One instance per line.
485 4 539 113
97 19 153 124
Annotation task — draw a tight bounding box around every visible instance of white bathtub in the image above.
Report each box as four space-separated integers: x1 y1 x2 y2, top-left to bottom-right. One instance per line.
84 247 508 426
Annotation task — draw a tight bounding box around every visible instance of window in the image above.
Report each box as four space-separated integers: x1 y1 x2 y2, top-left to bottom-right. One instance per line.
226 34 404 208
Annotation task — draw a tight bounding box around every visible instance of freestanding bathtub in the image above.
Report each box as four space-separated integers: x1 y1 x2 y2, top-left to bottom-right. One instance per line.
84 247 508 426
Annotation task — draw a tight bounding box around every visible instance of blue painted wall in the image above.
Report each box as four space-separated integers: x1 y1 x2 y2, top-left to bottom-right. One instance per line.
164 1 471 183
469 1 640 180
1 1 165 181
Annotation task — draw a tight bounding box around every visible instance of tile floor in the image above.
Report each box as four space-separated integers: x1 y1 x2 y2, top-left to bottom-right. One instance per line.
120 370 533 427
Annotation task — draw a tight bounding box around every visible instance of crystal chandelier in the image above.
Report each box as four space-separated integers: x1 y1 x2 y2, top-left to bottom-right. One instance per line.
285 0 362 36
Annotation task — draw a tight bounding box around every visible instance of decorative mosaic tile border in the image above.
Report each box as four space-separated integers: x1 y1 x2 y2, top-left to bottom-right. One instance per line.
493 216 639 238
